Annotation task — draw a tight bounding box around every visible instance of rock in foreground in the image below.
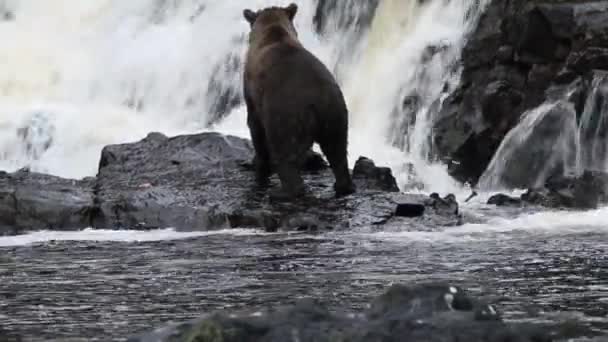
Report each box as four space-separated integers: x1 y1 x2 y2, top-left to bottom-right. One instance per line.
0 132 462 235
128 282 592 342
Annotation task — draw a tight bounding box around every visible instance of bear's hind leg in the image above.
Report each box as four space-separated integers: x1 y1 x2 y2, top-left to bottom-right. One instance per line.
319 137 355 198
266 130 309 200
247 113 272 185
270 161 306 200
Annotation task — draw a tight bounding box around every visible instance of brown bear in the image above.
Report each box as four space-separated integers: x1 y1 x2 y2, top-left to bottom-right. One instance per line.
242 3 355 200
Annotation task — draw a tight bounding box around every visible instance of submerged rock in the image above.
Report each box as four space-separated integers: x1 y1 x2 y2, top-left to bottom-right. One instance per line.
128 282 583 342
0 132 462 235
487 193 523 207
426 193 459 216
488 171 608 209
523 171 608 209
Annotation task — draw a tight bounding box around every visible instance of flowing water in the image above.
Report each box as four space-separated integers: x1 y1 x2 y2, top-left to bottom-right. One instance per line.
1 1 607 341
478 101 580 190
479 72 608 190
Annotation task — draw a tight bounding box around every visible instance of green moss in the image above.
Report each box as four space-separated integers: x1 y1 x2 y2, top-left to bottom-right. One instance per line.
328 332 348 342
180 318 247 342
183 319 225 342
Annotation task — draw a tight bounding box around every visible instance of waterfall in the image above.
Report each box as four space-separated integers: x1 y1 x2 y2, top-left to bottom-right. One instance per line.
0 0 486 194
479 72 608 190
478 101 579 190
578 72 608 172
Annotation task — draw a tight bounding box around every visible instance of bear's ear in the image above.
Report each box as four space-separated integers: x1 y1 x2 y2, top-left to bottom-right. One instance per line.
285 3 298 21
243 9 257 25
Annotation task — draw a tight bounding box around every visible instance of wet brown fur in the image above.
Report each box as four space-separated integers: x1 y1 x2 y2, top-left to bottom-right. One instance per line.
242 3 355 199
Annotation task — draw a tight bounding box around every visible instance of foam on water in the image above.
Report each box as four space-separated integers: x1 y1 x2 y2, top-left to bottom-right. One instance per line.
355 206 608 243
4 205 608 248
0 228 269 247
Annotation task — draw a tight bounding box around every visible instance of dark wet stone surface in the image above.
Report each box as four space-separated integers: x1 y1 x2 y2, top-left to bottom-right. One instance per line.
0 132 462 235
0 171 95 235
487 171 608 209
0 227 607 341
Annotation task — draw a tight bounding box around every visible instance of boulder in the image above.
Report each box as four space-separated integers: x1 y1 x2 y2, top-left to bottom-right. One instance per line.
92 132 461 232
425 193 459 217
0 132 462 235
128 282 587 342
352 156 400 192
0 170 94 236
432 0 608 186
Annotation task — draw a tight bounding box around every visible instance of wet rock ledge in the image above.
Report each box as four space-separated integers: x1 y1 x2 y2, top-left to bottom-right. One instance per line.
128 282 597 342
0 132 461 235
488 170 608 209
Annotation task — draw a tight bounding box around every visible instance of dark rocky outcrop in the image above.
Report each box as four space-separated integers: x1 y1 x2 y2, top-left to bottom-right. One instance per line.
92 132 460 232
0 132 462 235
128 282 594 342
0 170 95 235
488 170 608 209
433 0 608 186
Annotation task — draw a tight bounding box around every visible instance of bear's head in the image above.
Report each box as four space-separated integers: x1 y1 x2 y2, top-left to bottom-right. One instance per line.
243 3 299 41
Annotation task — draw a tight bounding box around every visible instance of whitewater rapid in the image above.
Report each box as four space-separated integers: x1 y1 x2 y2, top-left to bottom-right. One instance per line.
0 0 484 195
3 204 608 247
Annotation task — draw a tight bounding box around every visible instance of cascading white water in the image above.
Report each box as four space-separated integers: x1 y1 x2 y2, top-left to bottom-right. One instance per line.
477 101 580 190
0 0 485 194
479 72 608 190
578 72 608 172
